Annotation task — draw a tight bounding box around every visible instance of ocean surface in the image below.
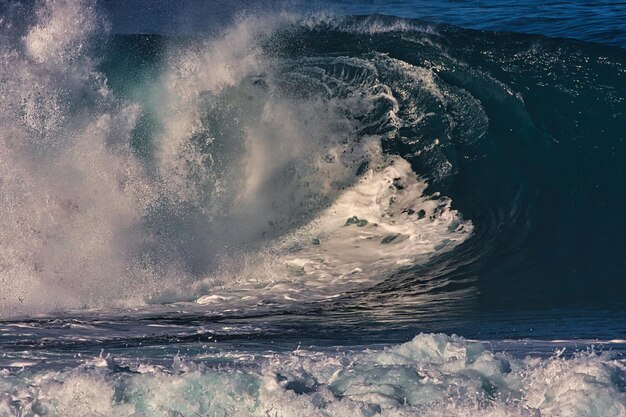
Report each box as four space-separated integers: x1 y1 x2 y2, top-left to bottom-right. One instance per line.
1 1 625 416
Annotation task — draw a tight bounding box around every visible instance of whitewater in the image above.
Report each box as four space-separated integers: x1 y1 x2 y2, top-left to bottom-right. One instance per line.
0 0 625 416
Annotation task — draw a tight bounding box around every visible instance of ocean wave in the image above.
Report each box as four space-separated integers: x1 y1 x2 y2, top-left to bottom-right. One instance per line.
0 0 625 317
0 3 474 315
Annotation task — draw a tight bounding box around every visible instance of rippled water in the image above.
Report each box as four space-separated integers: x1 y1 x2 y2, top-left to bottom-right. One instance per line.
103 0 626 48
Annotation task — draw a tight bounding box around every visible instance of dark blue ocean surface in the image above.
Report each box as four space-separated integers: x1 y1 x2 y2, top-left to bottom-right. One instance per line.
103 0 626 47
1 1 625 415
325 0 626 48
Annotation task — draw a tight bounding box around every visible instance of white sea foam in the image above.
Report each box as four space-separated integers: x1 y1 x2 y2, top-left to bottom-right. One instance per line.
197 143 471 306
1 333 624 417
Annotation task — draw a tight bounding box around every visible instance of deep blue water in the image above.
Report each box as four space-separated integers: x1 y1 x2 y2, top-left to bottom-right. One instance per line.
324 0 626 48
1 1 625 416
103 0 626 48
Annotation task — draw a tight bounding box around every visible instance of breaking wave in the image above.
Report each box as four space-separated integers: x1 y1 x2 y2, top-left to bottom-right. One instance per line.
1 1 625 317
